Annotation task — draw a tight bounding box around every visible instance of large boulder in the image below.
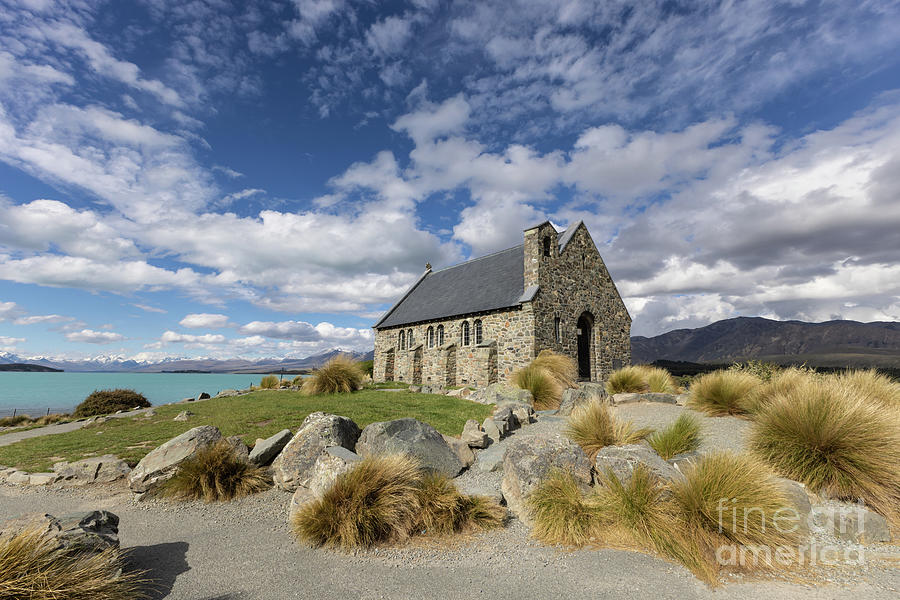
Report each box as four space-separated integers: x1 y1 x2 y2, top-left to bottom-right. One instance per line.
557 385 606 416
501 434 592 523
471 383 534 406
53 455 131 485
442 434 475 468
1 511 120 552
272 413 360 491
128 425 222 493
288 446 363 519
249 429 293 465
356 418 463 477
594 442 685 490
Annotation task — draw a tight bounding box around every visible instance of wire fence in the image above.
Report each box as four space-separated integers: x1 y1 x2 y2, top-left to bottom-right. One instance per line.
0 407 73 418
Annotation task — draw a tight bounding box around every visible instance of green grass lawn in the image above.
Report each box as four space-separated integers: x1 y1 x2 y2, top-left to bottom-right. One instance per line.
0 389 493 473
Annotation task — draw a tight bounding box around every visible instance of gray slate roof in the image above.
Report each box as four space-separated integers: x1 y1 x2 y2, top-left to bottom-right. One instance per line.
374 245 526 328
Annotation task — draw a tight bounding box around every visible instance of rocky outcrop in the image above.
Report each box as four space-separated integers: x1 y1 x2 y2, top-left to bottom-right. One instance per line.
1 511 120 552
594 442 685 489
53 455 131 485
356 418 463 478
272 413 360 491
288 446 362 519
249 429 293 465
500 434 592 523
128 425 222 493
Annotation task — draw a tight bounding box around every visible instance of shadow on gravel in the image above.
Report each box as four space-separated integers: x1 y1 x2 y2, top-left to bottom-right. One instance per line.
127 541 190 599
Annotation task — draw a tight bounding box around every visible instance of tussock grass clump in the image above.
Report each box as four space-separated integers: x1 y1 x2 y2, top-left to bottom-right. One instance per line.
647 413 702 460
301 355 365 395
292 455 504 550
259 374 279 389
644 367 678 393
728 360 781 382
831 369 900 408
0 414 32 427
291 375 305 387
750 379 900 525
605 366 649 394
741 367 812 415
566 400 652 460
687 371 760 416
531 350 578 389
162 440 271 502
673 452 800 550
512 364 562 410
528 470 601 547
73 389 150 418
0 526 149 600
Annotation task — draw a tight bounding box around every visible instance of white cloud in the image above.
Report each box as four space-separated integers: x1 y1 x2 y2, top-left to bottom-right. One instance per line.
65 329 126 343
133 304 167 314
179 313 230 329
160 331 227 344
0 335 26 352
0 301 21 321
12 314 72 325
366 15 414 56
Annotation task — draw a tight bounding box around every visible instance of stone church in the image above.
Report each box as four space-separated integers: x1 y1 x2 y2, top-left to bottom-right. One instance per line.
372 221 631 387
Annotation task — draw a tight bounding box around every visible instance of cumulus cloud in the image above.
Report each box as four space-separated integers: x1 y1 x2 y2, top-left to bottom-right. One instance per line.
179 313 231 329
0 335 26 352
65 329 126 343
160 331 227 344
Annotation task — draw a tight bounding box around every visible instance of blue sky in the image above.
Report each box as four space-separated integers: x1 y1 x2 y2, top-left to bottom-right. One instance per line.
1 0 899 361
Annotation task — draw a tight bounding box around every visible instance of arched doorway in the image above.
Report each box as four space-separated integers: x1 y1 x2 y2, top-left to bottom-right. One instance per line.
576 312 593 380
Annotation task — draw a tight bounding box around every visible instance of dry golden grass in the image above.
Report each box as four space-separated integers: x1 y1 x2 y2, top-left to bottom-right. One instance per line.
639 365 679 393
830 369 900 408
565 400 652 460
751 378 900 526
292 455 504 550
527 469 602 547
301 354 366 395
531 350 578 389
259 375 279 389
512 363 562 410
161 440 271 502
741 368 812 415
647 413 702 460
605 366 649 394
687 371 761 416
0 526 149 600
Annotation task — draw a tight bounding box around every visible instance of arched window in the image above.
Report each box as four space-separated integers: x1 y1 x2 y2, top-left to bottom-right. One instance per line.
543 236 551 257
474 319 483 345
437 324 444 346
461 321 470 346
407 328 413 347
399 330 405 350
427 326 434 348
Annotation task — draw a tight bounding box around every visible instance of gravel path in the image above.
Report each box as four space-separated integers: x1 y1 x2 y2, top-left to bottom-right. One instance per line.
612 403 752 453
0 402 896 599
0 407 156 447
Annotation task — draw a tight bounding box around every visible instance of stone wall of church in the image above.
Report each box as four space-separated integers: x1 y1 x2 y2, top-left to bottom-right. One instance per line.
524 222 631 381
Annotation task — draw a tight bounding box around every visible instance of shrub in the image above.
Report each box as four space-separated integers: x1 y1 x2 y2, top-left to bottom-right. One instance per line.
291 375 305 387
301 355 365 395
531 350 578 389
34 413 67 426
647 413 702 460
642 366 678 393
279 379 293 389
512 364 562 410
0 526 148 600
687 371 760 416
605 366 649 394
527 470 601 547
672 452 800 550
358 359 374 377
728 360 781 382
742 367 812 415
750 379 900 524
162 440 271 502
416 473 506 536
0 414 32 427
565 400 652 460
259 375 279 389
831 369 900 408
73 389 150 418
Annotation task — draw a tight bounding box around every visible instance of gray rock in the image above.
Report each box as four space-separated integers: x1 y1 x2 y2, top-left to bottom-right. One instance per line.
173 410 194 422
666 451 701 473
225 436 250 463
501 434 592 523
272 413 360 491
556 385 606 416
442 434 475 468
7 471 29 485
143 409 157 417
356 418 463 478
249 429 293 466
594 442 685 490
1 511 120 552
461 419 489 449
28 473 58 486
196 392 211 400
288 446 363 518
420 386 432 394
475 444 505 472
128 425 222 493
775 478 812 537
53 455 131 485
610 393 678 405
408 385 422 393
445 387 472 398
472 383 533 406
216 389 239 398
492 405 520 431
827 505 892 544
482 418 503 444
508 403 535 426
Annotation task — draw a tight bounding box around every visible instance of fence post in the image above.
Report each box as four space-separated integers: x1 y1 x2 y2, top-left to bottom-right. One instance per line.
12 408 15 417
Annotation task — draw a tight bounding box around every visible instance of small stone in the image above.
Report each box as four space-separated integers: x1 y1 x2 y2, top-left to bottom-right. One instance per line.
196 392 211 401
408 385 422 393
225 436 250 463
828 505 892 544
53 455 131 485
173 410 193 422
482 418 502 444
441 434 475 468
249 429 293 466
461 419 489 449
28 473 58 486
7 471 29 485
594 442 685 491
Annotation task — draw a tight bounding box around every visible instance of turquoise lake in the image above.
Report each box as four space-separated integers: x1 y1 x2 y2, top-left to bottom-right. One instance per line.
0 372 281 415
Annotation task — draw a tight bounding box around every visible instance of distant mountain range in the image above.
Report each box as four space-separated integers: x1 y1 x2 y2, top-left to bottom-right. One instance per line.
0 348 374 373
632 317 900 367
